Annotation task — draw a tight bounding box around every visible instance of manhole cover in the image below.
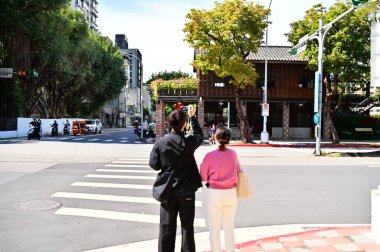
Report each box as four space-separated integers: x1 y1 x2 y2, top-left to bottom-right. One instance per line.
16 200 62 211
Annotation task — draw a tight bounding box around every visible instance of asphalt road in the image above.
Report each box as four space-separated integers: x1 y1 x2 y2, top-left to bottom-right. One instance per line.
0 128 379 252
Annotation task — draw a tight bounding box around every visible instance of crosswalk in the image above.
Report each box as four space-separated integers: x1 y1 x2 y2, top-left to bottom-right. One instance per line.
42 136 144 144
50 148 206 227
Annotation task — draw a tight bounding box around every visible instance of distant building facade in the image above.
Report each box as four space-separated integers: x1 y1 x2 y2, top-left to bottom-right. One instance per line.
115 34 144 126
70 0 99 30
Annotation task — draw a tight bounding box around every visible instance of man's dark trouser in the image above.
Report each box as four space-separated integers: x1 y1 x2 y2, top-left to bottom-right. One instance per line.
158 193 196 252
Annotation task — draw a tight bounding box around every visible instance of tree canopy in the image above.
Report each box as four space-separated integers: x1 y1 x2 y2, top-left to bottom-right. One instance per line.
286 0 379 143
183 0 269 142
0 1 127 118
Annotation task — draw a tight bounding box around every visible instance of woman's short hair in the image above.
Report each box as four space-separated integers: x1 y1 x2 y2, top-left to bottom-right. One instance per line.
168 109 187 131
215 127 231 150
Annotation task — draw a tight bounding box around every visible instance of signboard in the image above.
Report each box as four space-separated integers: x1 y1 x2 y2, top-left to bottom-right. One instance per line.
297 34 309 54
0 68 13 78
262 103 269 116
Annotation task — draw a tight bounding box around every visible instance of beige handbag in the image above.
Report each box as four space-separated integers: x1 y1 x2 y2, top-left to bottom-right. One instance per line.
236 169 253 200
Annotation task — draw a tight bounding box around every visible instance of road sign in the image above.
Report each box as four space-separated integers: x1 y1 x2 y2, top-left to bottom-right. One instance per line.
313 113 320 124
297 34 309 54
0 68 13 78
288 34 309 55
262 103 269 116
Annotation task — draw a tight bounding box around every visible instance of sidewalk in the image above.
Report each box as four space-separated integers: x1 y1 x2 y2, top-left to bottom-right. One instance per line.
85 224 380 252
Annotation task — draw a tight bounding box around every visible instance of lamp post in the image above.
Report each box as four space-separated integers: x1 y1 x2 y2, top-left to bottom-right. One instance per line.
260 0 272 144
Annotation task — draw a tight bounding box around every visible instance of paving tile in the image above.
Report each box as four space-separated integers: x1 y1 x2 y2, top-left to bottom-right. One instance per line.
283 241 307 248
288 248 312 252
311 246 338 252
326 237 352 245
354 242 380 250
303 239 328 247
259 242 284 250
336 229 362 236
317 230 340 238
240 244 262 252
350 235 374 243
332 243 363 251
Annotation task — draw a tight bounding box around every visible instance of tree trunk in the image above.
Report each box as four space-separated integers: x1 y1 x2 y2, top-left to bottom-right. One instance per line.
235 87 252 143
323 74 340 144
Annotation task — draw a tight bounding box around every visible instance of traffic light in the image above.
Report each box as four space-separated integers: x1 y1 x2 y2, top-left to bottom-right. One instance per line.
352 0 368 6
28 70 39 78
17 70 26 76
17 70 38 77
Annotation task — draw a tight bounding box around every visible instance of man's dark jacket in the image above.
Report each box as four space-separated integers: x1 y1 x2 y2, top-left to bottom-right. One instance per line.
149 116 204 195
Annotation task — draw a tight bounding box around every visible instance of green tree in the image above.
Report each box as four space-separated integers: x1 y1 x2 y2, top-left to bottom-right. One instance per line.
183 0 269 143
0 2 127 119
286 0 379 143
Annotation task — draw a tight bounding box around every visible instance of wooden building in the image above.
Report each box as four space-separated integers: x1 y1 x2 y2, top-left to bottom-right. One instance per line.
155 46 316 140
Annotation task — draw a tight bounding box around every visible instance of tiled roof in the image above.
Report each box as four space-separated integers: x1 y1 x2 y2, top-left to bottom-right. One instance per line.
246 46 305 63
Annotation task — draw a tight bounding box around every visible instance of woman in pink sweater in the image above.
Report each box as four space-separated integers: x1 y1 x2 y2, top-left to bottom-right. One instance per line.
200 127 239 252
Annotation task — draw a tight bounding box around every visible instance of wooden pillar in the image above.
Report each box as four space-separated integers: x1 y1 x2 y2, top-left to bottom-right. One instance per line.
282 101 289 140
155 99 165 138
240 100 247 133
198 97 204 126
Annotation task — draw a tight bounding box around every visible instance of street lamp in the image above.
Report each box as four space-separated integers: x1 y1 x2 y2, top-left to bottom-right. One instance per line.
260 0 273 144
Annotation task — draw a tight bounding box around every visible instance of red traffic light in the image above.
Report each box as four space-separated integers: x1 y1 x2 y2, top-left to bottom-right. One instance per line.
17 70 26 76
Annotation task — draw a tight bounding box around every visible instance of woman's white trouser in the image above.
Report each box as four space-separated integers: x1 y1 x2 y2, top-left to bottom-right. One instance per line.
205 187 237 252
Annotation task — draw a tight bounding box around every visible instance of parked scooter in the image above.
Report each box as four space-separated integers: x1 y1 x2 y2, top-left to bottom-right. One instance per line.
50 120 59 137
27 119 41 140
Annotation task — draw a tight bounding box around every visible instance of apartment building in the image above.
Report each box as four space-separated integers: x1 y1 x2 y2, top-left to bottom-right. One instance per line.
70 0 99 30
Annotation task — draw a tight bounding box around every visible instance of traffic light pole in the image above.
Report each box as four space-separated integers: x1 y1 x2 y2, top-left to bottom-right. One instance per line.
290 6 356 155
312 6 356 155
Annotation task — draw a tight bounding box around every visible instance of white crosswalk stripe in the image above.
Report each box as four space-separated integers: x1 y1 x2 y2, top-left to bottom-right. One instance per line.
51 192 203 207
71 181 152 189
52 146 206 227
55 207 206 227
96 169 157 174
85 174 156 180
105 164 150 168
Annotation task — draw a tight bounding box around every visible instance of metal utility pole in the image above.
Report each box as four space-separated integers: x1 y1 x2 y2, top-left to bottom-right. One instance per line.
289 5 357 155
260 0 273 144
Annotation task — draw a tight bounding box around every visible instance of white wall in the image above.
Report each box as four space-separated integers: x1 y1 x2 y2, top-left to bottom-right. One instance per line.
13 118 84 138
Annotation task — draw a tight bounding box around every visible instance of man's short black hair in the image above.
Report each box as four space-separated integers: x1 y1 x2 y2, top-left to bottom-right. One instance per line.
168 109 187 131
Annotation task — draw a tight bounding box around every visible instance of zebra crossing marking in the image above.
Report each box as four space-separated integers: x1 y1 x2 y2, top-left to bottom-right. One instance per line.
96 169 157 174
85 174 156 180
105 164 150 168
51 192 203 207
88 139 100 142
111 160 148 164
54 207 206 227
71 182 152 190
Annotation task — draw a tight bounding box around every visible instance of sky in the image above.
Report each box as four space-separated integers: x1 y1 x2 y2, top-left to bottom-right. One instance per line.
98 0 336 81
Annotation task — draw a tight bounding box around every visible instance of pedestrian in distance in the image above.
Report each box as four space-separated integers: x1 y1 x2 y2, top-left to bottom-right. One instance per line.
149 105 204 252
200 127 240 252
210 124 216 144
